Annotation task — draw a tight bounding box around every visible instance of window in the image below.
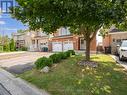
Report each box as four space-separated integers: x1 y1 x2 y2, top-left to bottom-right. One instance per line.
121 41 127 47
81 39 84 44
1 1 13 13
59 27 71 36
116 39 121 43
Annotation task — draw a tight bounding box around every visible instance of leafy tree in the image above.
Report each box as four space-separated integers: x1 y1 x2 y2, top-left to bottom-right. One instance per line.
12 0 127 61
17 29 29 33
10 39 15 51
3 43 10 51
99 28 109 38
0 35 3 45
3 36 10 51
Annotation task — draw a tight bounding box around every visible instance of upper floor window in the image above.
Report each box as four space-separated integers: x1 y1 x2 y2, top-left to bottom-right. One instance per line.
1 1 13 13
59 27 71 36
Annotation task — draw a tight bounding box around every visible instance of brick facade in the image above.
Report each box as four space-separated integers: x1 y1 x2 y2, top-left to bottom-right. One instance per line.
49 34 97 53
103 35 111 47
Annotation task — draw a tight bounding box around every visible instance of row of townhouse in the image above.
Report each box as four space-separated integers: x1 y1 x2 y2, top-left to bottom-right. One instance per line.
12 27 97 53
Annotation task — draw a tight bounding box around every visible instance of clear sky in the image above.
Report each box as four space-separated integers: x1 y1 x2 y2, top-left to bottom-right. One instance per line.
0 14 28 37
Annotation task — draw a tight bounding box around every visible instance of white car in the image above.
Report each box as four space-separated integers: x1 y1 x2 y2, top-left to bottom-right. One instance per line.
119 40 127 61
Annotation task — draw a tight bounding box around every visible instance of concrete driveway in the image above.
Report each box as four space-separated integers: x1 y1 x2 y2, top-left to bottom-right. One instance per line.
0 52 52 74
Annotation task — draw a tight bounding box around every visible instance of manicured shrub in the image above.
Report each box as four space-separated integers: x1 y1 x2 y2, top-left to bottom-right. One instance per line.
68 50 75 55
58 52 68 59
35 57 53 69
65 51 71 57
49 54 61 63
21 47 28 51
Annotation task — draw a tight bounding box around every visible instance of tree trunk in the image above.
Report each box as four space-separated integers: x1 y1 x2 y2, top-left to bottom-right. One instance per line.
85 37 91 61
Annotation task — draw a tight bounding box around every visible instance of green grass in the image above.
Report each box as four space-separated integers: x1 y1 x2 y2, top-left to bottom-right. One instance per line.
19 54 127 95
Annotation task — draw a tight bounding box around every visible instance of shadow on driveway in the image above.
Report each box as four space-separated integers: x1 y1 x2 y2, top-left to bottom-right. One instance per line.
4 63 35 74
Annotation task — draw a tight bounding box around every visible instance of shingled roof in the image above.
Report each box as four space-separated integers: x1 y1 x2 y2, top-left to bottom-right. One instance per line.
109 28 122 33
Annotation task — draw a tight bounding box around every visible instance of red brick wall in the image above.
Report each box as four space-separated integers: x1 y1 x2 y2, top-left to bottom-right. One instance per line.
49 35 96 52
90 36 97 51
48 36 79 51
103 35 111 47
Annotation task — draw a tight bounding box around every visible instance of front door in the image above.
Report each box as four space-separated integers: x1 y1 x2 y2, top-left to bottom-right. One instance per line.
80 38 86 50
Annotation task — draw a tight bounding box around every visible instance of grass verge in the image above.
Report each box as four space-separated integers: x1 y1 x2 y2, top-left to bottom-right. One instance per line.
19 54 127 95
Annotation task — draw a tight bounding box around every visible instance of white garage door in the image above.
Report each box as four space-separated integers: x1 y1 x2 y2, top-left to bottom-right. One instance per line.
63 41 74 51
52 42 62 52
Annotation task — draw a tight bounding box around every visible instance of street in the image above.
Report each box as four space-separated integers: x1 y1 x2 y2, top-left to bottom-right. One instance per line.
0 83 11 95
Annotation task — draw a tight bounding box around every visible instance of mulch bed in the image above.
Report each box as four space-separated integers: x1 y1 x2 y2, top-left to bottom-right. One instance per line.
78 60 98 68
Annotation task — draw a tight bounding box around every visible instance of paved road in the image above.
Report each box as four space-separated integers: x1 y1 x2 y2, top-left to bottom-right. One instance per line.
0 68 50 95
111 55 127 69
0 52 52 74
0 83 11 95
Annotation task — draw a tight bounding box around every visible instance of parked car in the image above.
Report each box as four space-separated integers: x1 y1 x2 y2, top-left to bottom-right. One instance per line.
118 40 127 61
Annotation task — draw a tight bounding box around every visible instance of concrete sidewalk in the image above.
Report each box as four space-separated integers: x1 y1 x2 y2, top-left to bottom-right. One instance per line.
110 55 127 69
0 68 50 95
0 51 26 56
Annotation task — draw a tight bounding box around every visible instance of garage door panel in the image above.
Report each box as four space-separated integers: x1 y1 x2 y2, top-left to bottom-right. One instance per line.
63 41 74 51
52 42 62 52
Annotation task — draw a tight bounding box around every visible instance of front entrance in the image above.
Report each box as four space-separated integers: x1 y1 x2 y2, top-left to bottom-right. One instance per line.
80 38 86 50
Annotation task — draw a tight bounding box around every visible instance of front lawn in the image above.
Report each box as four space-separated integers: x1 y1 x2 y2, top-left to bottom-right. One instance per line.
19 54 127 95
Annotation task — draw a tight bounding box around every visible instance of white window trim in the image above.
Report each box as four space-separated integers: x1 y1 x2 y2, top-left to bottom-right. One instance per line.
59 27 71 36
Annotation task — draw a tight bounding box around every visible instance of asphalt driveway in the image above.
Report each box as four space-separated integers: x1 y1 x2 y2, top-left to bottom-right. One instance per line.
111 55 127 69
0 52 52 74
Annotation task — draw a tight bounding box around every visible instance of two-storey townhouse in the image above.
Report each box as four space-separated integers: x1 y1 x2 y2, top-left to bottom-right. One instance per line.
12 31 49 51
49 27 97 53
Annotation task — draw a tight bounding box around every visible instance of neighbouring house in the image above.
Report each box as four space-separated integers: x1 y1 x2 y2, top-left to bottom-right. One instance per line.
12 31 49 51
49 27 97 53
103 28 127 54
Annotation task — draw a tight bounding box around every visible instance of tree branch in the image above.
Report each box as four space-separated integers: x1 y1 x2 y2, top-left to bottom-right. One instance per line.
90 30 98 41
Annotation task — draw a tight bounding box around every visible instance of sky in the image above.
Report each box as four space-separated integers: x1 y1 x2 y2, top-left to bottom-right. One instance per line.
0 14 28 37
0 0 28 37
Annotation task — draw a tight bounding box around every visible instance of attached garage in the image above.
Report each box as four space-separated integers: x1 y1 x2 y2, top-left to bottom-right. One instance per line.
52 41 74 52
63 41 74 51
52 42 62 52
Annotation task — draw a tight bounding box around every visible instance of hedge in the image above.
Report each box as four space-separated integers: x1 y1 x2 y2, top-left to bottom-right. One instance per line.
35 57 53 69
49 54 61 63
35 50 75 69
